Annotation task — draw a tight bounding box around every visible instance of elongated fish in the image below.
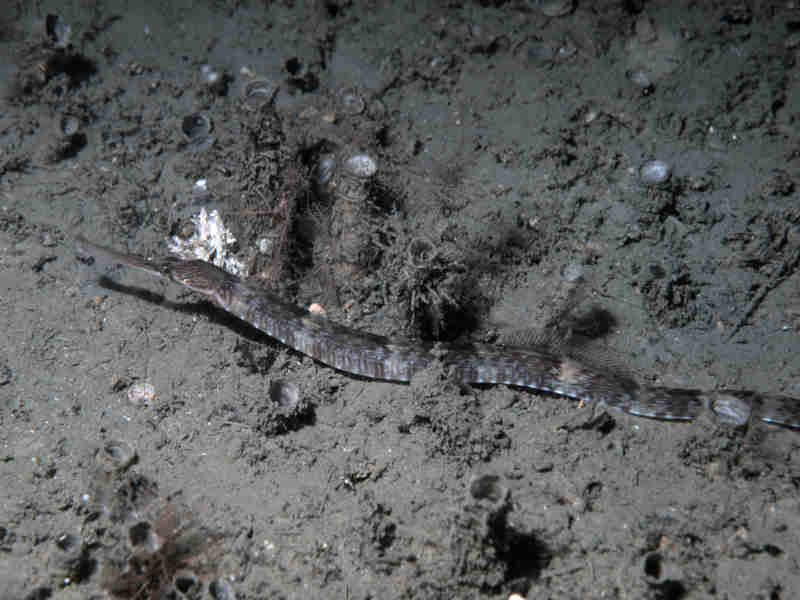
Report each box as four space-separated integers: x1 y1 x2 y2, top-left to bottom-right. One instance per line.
74 236 800 430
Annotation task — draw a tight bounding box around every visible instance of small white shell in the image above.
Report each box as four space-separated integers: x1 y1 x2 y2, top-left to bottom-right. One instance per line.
338 87 366 115
59 115 80 136
127 382 156 405
342 153 377 179
639 160 672 186
200 64 220 85
269 380 300 410
316 153 337 187
628 69 652 90
561 262 585 284
241 78 279 111
557 38 577 59
710 393 752 426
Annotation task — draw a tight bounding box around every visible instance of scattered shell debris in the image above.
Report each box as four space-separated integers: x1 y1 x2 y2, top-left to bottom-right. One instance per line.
257 236 275 254
315 147 378 201
628 68 653 93
706 124 734 152
639 159 672 186
337 86 366 115
269 380 300 410
199 64 229 95
241 78 279 111
315 148 380 272
315 152 337 190
342 152 378 179
200 64 220 85
168 207 245 275
59 115 80 137
191 178 210 202
127 382 156 405
583 104 600 124
557 36 578 60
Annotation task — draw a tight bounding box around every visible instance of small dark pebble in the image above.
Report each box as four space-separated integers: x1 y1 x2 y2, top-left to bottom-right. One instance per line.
0 363 11 385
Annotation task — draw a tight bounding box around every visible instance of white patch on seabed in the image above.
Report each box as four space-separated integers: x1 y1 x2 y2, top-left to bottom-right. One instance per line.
168 207 246 276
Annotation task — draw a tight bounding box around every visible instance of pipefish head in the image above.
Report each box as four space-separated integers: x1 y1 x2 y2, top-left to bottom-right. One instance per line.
162 258 237 301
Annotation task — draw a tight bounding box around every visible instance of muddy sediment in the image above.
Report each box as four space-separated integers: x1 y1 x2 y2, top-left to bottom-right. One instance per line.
1 2 799 598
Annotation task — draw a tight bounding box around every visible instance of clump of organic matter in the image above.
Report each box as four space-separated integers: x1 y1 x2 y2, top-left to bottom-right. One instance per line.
398 235 468 340
100 497 225 599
